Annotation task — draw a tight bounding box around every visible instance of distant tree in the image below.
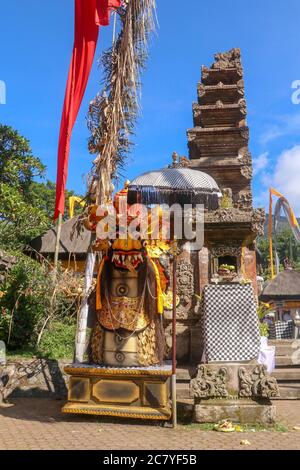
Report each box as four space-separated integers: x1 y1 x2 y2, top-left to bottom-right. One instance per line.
257 226 300 275
0 125 83 249
0 125 45 192
28 180 83 222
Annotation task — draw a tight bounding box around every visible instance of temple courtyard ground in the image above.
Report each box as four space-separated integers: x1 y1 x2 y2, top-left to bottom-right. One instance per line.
0 399 300 450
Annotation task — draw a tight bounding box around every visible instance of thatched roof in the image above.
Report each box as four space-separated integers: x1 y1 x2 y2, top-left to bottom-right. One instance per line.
27 217 92 258
260 269 300 301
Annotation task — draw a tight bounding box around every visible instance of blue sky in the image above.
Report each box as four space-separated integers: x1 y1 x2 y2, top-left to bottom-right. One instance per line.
1 0 300 213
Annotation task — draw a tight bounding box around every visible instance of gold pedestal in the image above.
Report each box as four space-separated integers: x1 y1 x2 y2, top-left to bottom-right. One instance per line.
62 364 172 421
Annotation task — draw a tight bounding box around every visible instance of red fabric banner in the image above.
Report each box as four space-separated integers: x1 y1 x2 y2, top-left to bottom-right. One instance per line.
54 0 120 220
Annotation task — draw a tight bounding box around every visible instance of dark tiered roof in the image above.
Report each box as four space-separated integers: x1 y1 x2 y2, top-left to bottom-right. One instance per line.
260 270 300 301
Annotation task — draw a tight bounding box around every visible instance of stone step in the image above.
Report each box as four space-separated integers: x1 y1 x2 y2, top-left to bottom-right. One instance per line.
272 367 300 381
269 339 300 356
274 345 297 356
275 355 299 366
176 383 191 400
275 383 300 400
269 339 299 345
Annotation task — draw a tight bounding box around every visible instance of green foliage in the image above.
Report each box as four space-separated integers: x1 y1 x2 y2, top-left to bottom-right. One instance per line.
0 125 83 251
258 226 300 274
257 302 272 337
0 254 52 348
0 125 85 359
0 124 45 191
28 180 84 223
38 321 76 359
0 125 50 249
259 322 269 337
0 253 82 355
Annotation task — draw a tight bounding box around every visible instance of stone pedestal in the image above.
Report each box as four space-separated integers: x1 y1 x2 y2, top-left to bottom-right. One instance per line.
62 363 172 421
190 363 279 425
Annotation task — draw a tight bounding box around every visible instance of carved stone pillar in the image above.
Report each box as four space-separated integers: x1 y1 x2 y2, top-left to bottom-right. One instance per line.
243 246 258 296
164 248 201 363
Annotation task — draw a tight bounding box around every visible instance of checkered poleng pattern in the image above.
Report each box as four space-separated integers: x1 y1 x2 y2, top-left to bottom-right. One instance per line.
201 284 261 362
269 321 294 340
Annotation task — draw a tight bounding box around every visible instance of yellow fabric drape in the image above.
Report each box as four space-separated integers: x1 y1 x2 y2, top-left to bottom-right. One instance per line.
148 258 164 314
69 196 85 219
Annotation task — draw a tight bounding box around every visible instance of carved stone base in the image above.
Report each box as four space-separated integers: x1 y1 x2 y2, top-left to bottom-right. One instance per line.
194 399 276 425
190 362 279 424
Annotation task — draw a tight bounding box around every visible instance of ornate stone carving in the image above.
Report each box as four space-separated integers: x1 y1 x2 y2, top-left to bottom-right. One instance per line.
176 259 194 306
205 208 265 236
233 191 253 210
240 127 250 141
238 98 247 115
197 83 206 98
190 365 229 398
239 365 279 398
206 208 234 223
251 208 266 237
241 150 252 165
201 67 209 80
211 244 242 259
240 165 253 180
212 48 242 72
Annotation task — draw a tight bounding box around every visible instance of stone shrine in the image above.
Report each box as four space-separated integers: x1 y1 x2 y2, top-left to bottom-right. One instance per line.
172 48 266 365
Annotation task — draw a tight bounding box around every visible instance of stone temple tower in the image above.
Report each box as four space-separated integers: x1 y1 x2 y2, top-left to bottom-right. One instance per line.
188 48 253 210
171 49 266 364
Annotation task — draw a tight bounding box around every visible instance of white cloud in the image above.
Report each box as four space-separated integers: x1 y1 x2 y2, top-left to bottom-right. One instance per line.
260 127 283 146
259 112 300 146
273 145 300 214
253 145 300 215
253 152 269 176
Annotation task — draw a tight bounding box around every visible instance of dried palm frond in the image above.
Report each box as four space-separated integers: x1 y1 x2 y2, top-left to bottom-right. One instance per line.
87 0 157 204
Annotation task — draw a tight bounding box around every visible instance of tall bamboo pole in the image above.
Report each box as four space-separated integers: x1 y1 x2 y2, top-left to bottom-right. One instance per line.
172 249 177 428
74 249 96 363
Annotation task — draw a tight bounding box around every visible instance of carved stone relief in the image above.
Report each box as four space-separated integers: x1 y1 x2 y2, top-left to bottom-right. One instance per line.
190 365 229 398
212 48 242 72
240 165 253 180
239 366 279 398
177 259 194 303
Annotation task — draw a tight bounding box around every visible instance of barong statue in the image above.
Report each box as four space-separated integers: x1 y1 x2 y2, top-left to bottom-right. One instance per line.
84 185 171 368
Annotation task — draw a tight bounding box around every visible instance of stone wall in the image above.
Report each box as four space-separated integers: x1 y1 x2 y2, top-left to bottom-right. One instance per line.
0 359 70 401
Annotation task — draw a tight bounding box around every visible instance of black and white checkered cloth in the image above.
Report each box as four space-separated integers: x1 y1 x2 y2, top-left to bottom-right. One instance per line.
201 284 260 362
269 321 294 340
